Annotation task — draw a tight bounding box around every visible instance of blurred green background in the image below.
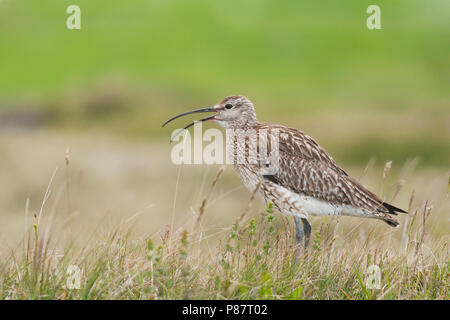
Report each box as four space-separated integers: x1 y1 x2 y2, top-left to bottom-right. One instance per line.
0 0 449 167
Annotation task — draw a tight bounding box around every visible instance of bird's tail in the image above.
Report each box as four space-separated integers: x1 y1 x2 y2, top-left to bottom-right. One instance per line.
382 215 400 228
379 202 407 227
381 202 407 215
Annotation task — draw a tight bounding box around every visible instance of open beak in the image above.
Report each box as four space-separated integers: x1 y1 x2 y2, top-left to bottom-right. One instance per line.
162 106 217 142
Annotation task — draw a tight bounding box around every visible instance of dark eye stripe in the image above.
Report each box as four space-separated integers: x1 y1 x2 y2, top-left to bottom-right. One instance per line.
225 104 233 109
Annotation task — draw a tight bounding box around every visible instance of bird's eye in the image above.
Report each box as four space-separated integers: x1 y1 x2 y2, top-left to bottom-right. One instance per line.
225 103 233 109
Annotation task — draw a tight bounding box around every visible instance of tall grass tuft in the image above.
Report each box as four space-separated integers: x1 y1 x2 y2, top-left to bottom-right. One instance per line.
0 167 448 300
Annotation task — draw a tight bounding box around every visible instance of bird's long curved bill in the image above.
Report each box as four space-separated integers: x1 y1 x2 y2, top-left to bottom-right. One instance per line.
162 106 217 142
162 107 216 127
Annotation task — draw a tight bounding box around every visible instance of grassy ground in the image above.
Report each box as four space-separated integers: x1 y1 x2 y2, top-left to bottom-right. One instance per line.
0 174 448 299
0 131 448 299
1 208 448 299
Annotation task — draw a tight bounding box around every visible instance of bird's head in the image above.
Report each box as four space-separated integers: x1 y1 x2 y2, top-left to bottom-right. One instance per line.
162 95 258 140
213 95 257 128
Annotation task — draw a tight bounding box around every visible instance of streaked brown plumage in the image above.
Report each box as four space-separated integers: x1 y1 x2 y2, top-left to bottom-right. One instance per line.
163 95 407 247
253 122 404 227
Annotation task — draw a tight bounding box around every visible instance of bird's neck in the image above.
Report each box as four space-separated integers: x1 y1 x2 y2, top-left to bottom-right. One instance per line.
229 119 259 130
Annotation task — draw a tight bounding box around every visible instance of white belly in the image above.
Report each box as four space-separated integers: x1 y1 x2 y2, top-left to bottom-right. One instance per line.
265 184 371 218
233 164 370 219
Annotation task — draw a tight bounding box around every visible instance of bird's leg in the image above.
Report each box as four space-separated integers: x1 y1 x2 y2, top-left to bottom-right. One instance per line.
301 218 312 248
294 216 305 247
294 217 312 249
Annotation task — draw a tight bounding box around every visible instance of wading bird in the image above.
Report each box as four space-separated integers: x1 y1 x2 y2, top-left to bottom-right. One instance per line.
162 95 406 248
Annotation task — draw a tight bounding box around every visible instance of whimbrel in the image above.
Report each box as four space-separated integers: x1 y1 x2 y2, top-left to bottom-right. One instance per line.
163 95 406 248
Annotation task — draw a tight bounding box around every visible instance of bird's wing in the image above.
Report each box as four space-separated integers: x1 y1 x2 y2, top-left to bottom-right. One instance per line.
255 123 405 222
